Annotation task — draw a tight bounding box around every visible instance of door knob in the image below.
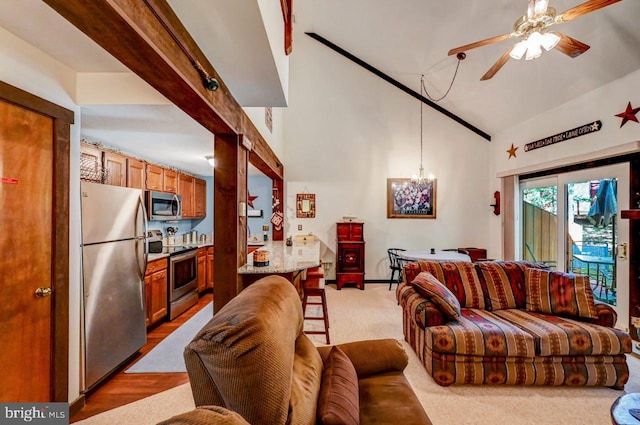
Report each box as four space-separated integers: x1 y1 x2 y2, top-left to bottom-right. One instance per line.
35 287 52 298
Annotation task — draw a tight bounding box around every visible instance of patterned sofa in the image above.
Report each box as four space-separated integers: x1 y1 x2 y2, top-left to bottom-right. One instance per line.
396 260 633 388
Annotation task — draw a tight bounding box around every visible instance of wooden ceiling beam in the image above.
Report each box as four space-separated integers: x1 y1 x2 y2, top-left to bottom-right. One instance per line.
44 0 283 180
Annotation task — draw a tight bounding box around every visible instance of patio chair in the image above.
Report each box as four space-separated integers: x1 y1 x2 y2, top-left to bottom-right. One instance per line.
525 243 557 268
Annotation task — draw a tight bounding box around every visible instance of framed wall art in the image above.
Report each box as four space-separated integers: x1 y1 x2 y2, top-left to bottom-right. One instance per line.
387 178 436 219
296 193 316 218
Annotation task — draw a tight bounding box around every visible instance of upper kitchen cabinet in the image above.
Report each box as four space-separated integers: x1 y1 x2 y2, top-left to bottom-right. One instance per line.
179 173 195 218
163 169 178 194
104 151 127 187
146 164 178 194
126 157 146 190
146 164 163 191
194 178 206 218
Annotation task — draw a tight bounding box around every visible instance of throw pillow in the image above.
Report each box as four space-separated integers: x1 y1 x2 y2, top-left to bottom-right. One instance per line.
317 346 360 425
411 272 462 321
525 268 598 319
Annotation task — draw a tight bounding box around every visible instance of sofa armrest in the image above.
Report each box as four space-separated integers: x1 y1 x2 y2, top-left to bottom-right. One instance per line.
317 339 408 379
415 299 449 328
588 300 618 327
399 285 448 328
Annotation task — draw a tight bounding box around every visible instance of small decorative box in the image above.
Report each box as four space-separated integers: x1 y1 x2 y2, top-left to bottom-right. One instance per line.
253 249 270 267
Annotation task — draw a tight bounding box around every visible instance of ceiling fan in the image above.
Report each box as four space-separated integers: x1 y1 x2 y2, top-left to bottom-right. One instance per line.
448 0 622 80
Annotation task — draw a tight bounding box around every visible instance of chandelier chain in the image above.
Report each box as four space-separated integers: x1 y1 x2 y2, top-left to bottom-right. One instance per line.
420 74 424 173
421 57 461 103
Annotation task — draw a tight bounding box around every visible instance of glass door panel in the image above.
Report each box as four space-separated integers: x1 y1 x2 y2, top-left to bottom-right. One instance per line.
521 183 558 269
567 179 617 305
520 163 629 329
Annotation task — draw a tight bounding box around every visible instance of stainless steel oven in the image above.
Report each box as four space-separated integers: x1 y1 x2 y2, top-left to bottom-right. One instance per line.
168 248 198 320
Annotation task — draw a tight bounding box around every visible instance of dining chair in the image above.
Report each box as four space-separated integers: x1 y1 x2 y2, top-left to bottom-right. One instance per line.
387 248 406 290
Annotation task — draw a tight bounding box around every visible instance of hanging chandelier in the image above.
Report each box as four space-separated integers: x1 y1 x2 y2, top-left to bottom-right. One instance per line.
412 74 435 185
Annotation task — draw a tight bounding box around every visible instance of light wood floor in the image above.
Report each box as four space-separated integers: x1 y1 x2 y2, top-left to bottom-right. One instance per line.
70 293 213 423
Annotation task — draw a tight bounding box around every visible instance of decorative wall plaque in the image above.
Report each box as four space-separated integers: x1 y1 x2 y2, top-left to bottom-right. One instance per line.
296 193 316 218
524 121 602 152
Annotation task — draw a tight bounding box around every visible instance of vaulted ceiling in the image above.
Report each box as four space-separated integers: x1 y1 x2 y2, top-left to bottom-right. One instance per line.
304 0 640 137
0 0 638 174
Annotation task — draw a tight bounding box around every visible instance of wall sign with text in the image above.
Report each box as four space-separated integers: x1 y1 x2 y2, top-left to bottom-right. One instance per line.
524 120 602 152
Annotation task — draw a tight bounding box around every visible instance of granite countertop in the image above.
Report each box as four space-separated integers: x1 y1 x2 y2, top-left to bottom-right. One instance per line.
238 240 321 274
146 242 214 263
147 253 169 262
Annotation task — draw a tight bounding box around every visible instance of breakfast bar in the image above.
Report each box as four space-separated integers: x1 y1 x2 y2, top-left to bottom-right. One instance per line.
237 240 321 298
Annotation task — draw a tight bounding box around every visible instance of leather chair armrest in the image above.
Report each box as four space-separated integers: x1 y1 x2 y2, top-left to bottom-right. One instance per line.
317 339 408 379
157 406 250 425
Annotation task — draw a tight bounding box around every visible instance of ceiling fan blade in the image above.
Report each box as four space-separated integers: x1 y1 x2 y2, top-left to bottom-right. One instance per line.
480 48 513 81
552 32 591 58
557 0 622 23
448 33 513 56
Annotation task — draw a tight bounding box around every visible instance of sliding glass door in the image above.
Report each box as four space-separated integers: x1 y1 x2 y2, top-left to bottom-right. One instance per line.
519 163 630 330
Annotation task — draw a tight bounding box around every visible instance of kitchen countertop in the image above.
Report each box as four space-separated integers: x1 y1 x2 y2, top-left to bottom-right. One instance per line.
146 242 213 263
238 240 321 274
147 253 169 262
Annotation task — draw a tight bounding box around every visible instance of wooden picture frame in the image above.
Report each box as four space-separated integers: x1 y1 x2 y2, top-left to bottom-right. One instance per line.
296 193 316 218
387 178 436 219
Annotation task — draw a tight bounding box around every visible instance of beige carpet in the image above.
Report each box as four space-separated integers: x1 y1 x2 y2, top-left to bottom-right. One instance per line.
76 283 640 425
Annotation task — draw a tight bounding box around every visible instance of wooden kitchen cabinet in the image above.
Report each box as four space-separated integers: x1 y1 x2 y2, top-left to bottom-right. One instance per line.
336 222 365 290
145 258 168 328
103 151 127 187
146 164 163 191
126 157 146 189
146 164 178 193
163 169 178 194
179 173 195 218
194 177 207 218
197 247 207 293
207 246 214 289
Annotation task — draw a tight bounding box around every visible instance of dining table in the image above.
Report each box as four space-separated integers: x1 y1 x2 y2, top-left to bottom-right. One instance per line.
572 253 615 289
399 249 471 262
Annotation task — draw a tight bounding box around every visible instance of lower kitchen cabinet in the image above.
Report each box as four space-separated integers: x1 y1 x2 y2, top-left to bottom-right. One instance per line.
197 247 207 293
144 258 168 328
207 246 214 289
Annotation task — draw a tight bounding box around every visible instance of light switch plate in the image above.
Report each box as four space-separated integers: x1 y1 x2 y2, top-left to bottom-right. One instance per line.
298 224 302 231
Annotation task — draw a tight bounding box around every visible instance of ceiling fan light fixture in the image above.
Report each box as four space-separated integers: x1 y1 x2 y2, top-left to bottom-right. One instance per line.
540 31 560 51
524 32 543 60
510 41 528 60
525 44 542 60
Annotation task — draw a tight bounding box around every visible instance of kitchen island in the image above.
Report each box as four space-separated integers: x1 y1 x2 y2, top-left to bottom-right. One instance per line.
238 240 321 298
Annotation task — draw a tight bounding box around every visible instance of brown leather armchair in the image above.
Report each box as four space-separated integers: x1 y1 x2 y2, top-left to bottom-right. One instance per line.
170 275 431 425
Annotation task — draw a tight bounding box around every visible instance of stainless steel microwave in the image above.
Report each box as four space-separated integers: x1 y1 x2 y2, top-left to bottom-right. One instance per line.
146 191 182 221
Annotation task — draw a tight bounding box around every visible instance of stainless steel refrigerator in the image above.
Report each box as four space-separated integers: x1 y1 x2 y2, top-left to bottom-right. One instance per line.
80 181 148 391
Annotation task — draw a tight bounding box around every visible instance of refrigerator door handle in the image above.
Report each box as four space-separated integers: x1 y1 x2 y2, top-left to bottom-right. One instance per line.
135 195 149 280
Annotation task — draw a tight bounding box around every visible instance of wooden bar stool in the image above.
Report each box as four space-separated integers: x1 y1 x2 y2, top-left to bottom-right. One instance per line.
302 266 330 344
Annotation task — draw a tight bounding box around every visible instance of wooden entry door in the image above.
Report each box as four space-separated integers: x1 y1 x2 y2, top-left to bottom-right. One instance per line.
0 100 55 401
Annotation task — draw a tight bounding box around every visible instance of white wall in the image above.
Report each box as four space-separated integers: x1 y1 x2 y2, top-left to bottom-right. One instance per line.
489 69 640 258
283 27 492 280
0 26 83 403
244 106 285 159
